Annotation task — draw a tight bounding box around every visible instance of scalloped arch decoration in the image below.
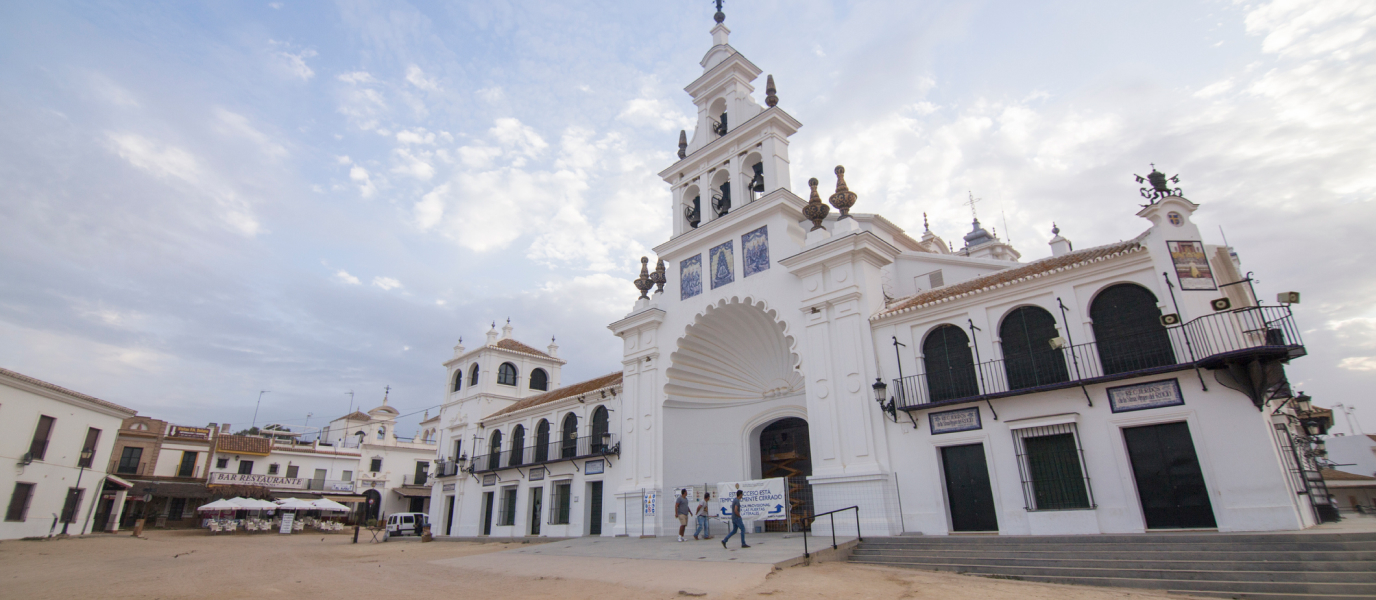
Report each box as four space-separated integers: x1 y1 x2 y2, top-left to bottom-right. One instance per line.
665 296 804 406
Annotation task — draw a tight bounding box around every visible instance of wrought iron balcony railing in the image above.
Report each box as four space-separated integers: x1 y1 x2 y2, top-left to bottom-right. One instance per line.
471 434 617 474
892 305 1305 411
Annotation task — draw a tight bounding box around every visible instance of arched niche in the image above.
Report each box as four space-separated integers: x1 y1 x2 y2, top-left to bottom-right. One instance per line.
742 151 764 201
708 97 728 138
681 184 701 230
709 169 731 218
666 298 803 408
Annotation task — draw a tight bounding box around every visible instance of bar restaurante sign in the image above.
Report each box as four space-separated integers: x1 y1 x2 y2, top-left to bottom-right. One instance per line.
209 472 307 489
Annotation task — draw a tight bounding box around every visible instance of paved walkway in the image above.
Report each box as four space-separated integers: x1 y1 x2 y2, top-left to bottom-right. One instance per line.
429 532 858 597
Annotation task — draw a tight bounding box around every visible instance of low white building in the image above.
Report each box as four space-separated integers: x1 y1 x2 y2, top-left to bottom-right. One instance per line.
431 8 1321 539
1326 434 1376 479
318 395 438 519
1 368 137 539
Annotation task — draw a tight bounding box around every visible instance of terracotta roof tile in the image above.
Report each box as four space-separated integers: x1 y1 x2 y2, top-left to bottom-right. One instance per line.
0 367 137 415
495 338 552 358
339 411 372 422
215 435 273 456
876 234 1148 319
1322 468 1376 481
486 372 623 420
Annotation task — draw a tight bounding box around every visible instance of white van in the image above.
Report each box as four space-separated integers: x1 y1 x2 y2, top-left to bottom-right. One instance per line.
384 512 429 538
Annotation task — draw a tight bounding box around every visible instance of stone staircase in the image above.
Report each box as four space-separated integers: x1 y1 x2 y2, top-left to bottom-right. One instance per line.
848 532 1376 599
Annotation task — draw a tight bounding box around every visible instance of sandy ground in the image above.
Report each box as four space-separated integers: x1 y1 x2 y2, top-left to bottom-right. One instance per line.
0 530 1195 600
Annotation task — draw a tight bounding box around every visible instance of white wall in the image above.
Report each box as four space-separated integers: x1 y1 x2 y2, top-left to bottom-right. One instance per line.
0 374 134 539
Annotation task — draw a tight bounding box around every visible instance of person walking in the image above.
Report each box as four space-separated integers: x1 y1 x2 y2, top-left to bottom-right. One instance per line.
675 489 691 542
693 492 712 540
722 490 750 549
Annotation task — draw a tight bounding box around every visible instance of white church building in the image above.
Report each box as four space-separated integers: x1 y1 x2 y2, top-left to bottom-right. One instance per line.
428 9 1320 538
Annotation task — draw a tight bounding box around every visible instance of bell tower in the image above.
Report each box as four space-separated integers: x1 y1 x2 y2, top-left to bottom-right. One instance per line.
659 6 802 237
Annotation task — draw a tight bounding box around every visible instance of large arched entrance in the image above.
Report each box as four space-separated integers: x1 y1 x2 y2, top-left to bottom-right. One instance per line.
758 417 813 531
661 298 807 502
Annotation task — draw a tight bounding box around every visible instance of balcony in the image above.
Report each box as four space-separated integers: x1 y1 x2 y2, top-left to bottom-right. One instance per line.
471 434 618 474
435 460 461 478
892 305 1305 412
402 474 428 486
304 479 355 492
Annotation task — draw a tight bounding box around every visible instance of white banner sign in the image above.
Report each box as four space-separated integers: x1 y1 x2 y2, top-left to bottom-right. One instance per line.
208 472 306 489
279 512 294 534
715 478 788 521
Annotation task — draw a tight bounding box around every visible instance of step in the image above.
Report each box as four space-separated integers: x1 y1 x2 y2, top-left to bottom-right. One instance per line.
850 561 1376 596
858 532 1376 545
850 548 1376 562
848 559 1376 583
847 552 1376 573
854 541 1376 553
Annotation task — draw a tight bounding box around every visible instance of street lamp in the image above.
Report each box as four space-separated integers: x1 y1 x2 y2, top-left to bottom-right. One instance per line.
1295 393 1313 414
61 448 94 535
873 378 896 422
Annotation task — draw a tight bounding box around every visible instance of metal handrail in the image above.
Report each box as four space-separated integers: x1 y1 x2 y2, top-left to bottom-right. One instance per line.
892 305 1304 411
802 505 861 559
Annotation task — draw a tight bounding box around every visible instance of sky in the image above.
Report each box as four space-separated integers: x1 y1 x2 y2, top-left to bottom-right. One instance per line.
1 0 1373 439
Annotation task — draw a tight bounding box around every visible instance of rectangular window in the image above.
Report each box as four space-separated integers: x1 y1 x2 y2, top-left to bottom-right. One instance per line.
370 458 383 472
1012 423 1094 511
552 483 572 524
60 487 85 524
452 439 462 460
312 469 326 487
117 447 143 475
268 463 280 475
498 488 518 526
285 465 299 478
78 428 101 468
168 498 186 520
29 415 55 461
177 451 197 478
341 470 353 482
414 462 429 486
216 457 229 469
6 483 36 522
238 460 254 475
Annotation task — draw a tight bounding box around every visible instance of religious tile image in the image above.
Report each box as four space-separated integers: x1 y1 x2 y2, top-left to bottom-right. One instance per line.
710 240 734 289
742 226 769 277
680 254 702 300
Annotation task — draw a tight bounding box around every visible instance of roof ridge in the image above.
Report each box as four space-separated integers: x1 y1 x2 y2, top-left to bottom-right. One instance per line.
0 366 137 415
484 371 623 420
874 232 1149 320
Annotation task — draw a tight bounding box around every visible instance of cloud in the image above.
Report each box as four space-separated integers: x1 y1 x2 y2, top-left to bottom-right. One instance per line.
1339 357 1376 372
269 41 316 81
348 165 376 197
405 65 439 91
396 128 435 145
391 148 434 180
106 132 261 236
372 276 402 290
333 270 361 284
337 71 377 85
489 118 548 158
212 108 287 158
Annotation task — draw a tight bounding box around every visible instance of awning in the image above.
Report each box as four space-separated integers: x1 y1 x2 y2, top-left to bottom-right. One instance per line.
132 481 214 499
105 474 134 489
324 496 366 503
391 486 432 498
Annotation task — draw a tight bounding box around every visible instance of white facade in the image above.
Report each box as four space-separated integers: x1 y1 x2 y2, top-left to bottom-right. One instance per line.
1326 434 1376 478
0 368 136 539
432 11 1318 539
318 396 437 516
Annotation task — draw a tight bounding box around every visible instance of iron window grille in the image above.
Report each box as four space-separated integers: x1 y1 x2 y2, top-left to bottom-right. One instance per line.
497 362 518 386
268 463 280 475
78 428 101 468
28 415 55 461
117 446 143 475
60 487 85 524
1012 423 1095 511
216 457 229 469
551 483 572 525
370 458 383 472
498 488 518 526
529 369 549 391
6 482 36 522
177 451 197 478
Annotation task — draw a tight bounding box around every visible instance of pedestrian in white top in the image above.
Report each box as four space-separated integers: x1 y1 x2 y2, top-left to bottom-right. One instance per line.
693 492 712 540
675 489 691 542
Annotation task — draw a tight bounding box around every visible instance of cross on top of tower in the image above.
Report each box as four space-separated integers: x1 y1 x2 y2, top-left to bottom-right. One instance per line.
964 191 982 222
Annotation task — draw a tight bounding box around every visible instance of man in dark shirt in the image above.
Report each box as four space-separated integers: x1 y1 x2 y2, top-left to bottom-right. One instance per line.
722 490 750 549
675 489 691 542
